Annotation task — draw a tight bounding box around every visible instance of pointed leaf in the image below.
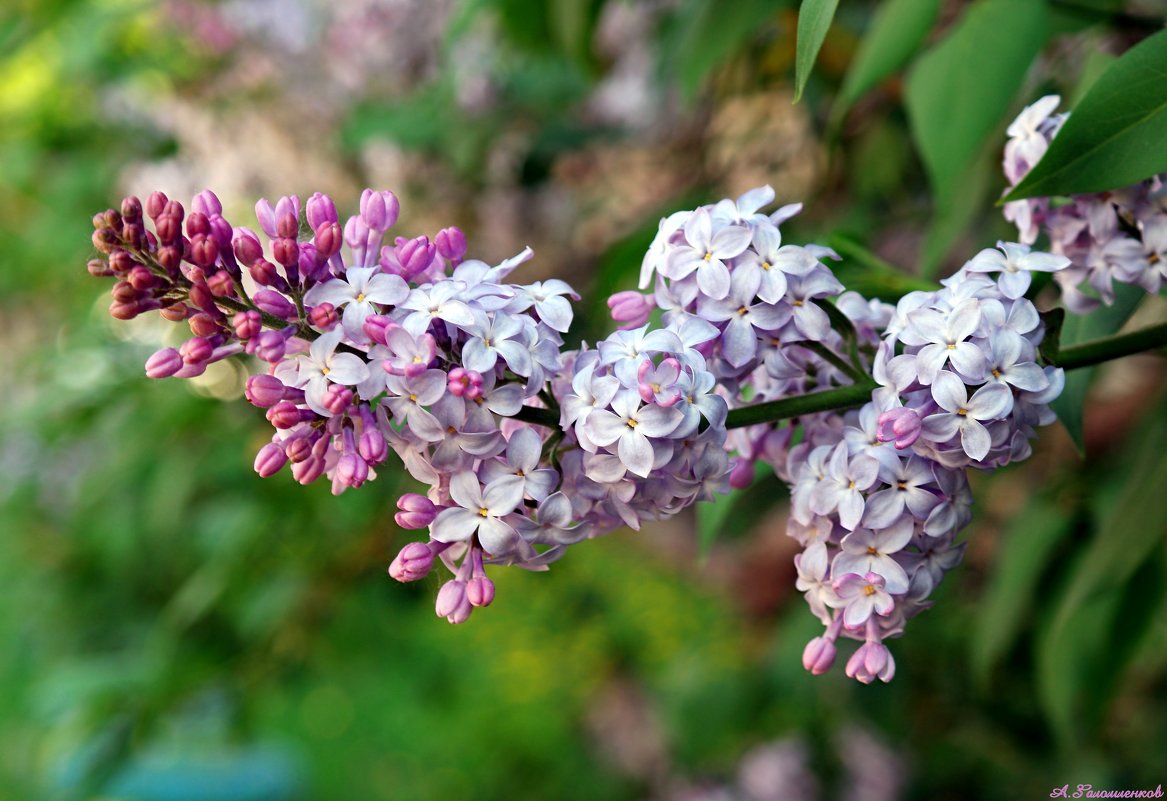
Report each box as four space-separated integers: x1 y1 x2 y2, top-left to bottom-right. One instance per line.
794 0 840 102
1005 28 1167 201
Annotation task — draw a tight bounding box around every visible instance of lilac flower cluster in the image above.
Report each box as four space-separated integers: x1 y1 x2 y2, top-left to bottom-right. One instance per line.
1003 95 1167 312
88 183 1073 680
607 187 1070 682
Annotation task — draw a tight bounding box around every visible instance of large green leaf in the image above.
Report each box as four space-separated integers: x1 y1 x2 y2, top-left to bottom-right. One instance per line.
905 0 1048 204
794 0 840 102
1049 283 1145 454
971 494 1075 688
836 0 941 109
1006 29 1167 201
1037 410 1167 745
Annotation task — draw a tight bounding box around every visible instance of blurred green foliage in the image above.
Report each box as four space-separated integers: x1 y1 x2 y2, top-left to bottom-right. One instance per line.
1 0 1165 799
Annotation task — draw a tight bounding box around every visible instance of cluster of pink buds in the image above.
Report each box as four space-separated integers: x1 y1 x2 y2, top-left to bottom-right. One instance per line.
87 174 1076 678
1003 95 1167 312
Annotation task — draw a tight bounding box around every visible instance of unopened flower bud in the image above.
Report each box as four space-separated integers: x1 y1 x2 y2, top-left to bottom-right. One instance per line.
466 576 495 608
206 270 234 297
111 281 140 303
254 442 288 478
233 310 262 339
267 401 307 429
161 303 190 322
313 221 342 261
435 580 472 624
120 195 143 221
88 258 113 278
845 642 895 684
155 214 180 245
306 192 338 229
272 237 299 269
388 541 435 582
145 191 168 220
253 289 296 319
292 455 326 485
186 211 210 238
158 244 182 271
335 452 369 489
876 407 923 450
729 457 755 489
127 266 157 291
321 384 353 415
435 227 467 263
249 258 281 287
180 337 213 365
395 494 438 529
363 314 393 345
802 636 837 675
308 302 338 330
145 347 184 378
109 250 135 275
192 189 222 218
92 228 118 254
285 435 314 463
246 374 288 407
358 429 388 464
255 330 288 362
232 228 264 266
188 312 219 338
607 291 655 329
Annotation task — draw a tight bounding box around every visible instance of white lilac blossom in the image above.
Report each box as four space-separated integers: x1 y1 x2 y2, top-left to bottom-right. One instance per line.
1002 95 1167 309
90 183 1081 680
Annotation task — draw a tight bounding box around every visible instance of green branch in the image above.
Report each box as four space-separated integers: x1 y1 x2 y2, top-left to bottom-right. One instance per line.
1050 320 1167 371
724 380 880 429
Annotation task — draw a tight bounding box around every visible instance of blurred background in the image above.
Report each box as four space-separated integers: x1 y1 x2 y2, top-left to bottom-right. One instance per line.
2 0 1165 799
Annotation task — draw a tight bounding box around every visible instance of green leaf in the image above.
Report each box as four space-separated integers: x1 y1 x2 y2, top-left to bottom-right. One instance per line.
918 146 994 276
794 0 840 102
971 494 1074 688
697 465 787 557
1037 410 1167 744
836 0 941 109
905 0 1048 204
1004 29 1167 201
1049 283 1145 454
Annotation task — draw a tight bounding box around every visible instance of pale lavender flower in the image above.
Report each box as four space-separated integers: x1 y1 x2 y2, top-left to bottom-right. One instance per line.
304 265 409 342
962 242 1069 299
289 327 370 416
479 427 559 501
699 267 792 368
384 370 447 440
661 208 751 299
900 299 986 384
920 371 1013 461
832 521 913 595
461 311 533 375
809 444 879 530
584 392 683 478
398 281 475 337
430 471 524 555
832 572 895 629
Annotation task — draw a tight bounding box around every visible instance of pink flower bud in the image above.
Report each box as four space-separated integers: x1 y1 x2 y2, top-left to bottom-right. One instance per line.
466 576 495 608
127 266 157 291
306 192 338 228
292 455 326 485
284 435 314 463
308 302 338 330
246 374 288 407
232 228 264 266
188 312 219 338
802 636 837 675
395 494 437 529
272 237 299 269
255 330 288 363
145 191 168 220
435 580 472 624
313 221 342 261
206 270 234 297
607 291 655 329
192 189 222 218
249 259 281 288
363 314 394 345
845 642 895 684
254 442 288 478
233 310 262 340
335 452 369 489
388 541 435 582
360 189 399 231
447 368 484 399
876 407 923 450
179 337 213 365
322 384 353 415
186 211 211 238
267 401 307 429
435 227 467 263
358 429 388 464
253 290 296 319
145 347 184 379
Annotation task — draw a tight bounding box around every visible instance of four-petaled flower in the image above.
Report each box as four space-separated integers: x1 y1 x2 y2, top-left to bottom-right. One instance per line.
921 370 1013 461
585 392 683 478
430 471 524 555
